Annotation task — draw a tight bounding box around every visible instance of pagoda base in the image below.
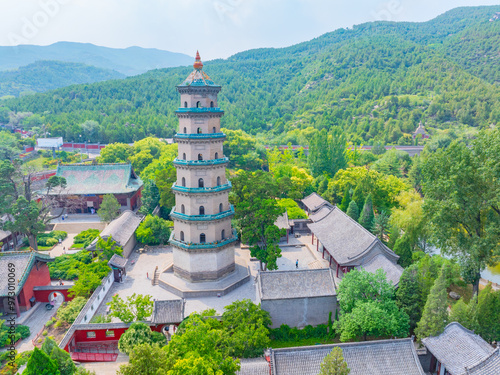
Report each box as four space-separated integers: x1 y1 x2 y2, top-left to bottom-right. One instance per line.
158 257 250 298
171 245 236 282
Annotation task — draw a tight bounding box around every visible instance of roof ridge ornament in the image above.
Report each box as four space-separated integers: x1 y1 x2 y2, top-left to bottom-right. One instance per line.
193 50 203 70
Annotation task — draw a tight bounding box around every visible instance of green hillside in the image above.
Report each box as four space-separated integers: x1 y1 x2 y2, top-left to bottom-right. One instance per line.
2 6 499 145
0 60 125 97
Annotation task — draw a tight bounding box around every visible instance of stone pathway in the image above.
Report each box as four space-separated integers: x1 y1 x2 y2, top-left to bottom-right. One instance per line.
16 294 63 352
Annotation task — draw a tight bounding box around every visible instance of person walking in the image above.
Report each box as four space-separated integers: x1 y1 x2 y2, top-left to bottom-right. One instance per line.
296 259 299 269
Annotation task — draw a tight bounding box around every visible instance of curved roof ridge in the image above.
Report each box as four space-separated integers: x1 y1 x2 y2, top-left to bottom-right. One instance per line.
465 347 500 373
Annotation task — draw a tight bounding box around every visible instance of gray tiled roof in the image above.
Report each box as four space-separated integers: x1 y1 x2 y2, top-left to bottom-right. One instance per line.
87 210 143 250
151 299 185 324
270 338 425 375
51 163 143 195
308 207 398 265
301 193 331 212
360 254 403 286
0 229 11 240
274 211 290 230
309 206 333 222
237 358 270 375
0 251 54 297
259 269 336 300
108 254 128 269
467 348 500 375
422 322 496 375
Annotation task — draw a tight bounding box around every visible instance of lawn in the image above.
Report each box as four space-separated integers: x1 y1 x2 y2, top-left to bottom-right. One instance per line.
70 243 85 249
23 156 48 171
270 337 338 349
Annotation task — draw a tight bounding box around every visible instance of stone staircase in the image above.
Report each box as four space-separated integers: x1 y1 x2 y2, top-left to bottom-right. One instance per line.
152 266 160 286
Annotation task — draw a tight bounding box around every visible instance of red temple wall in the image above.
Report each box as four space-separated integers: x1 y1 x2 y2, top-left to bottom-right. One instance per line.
18 262 51 310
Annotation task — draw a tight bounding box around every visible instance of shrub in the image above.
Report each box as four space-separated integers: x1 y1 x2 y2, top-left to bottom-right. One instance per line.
73 229 100 248
42 330 48 336
16 325 30 339
57 297 86 324
118 322 165 355
45 318 56 327
53 321 62 329
45 238 58 247
135 215 172 245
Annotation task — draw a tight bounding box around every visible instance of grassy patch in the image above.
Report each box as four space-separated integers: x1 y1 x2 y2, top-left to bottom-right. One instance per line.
20 245 54 251
23 156 48 171
448 283 473 304
70 243 85 249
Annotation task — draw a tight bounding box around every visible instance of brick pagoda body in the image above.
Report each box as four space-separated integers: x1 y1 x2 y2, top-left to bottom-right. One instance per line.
169 52 237 282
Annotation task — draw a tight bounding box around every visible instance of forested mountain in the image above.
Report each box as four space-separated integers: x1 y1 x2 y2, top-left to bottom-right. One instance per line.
2 6 499 145
0 60 125 97
0 42 193 76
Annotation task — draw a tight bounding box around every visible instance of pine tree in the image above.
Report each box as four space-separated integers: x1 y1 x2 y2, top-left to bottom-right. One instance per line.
24 347 61 375
396 264 423 331
339 186 351 212
97 194 121 223
393 234 413 268
359 194 374 230
372 210 389 242
351 184 364 208
415 264 450 340
319 347 350 375
346 201 359 222
139 180 160 215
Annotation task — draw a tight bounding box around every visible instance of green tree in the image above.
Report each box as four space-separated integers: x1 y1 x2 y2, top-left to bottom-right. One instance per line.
97 194 121 223
4 196 45 250
415 264 450 340
422 137 500 296
276 198 307 220
395 264 423 331
308 128 347 178
41 338 76 375
95 236 123 261
393 234 414 268
98 143 133 163
319 347 350 375
339 186 351 212
372 210 389 242
135 215 172 245
222 299 272 358
108 294 154 324
230 170 285 271
68 269 102 298
118 344 170 375
22 347 60 375
358 194 374 230
346 200 359 222
139 180 160 215
166 314 239 375
118 323 165 356
476 284 500 342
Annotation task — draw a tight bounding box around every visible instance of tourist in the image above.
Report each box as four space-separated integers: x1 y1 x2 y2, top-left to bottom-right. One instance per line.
296 259 299 269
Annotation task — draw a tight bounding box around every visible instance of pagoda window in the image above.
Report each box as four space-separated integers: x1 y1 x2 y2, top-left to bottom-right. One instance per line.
199 206 205 215
212 126 216 133
219 203 223 213
182 153 186 160
181 204 185 214
200 233 206 243
197 127 202 134
198 178 204 188
180 231 184 241
196 101 201 108
198 154 203 161
210 101 214 108
183 127 187 133
181 177 186 187
184 101 188 108
221 229 225 240
215 152 218 159
216 176 221 186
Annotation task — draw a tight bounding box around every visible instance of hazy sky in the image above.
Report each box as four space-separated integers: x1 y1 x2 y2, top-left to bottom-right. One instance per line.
1 0 499 59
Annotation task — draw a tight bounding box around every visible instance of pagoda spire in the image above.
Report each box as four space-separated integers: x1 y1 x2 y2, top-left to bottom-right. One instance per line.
193 50 203 70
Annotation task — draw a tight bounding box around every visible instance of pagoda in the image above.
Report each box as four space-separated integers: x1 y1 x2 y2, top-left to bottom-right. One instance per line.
169 52 236 282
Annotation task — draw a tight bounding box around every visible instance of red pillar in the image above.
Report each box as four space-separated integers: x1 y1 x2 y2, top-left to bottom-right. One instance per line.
311 233 314 245
336 263 339 278
316 240 319 252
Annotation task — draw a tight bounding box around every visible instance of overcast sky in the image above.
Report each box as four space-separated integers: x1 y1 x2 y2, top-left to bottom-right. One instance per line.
1 0 499 60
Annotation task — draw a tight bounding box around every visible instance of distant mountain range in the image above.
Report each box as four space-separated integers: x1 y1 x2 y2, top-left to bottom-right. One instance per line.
0 42 193 76
0 60 125 97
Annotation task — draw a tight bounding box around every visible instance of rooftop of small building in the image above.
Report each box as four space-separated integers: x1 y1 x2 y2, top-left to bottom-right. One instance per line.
274 211 290 230
259 268 336 300
151 299 185 324
237 358 270 375
301 192 332 213
51 163 143 195
309 205 333 222
108 254 128 269
270 338 425 375
422 322 496 375
359 254 403 287
87 210 143 250
307 206 398 265
0 250 54 297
